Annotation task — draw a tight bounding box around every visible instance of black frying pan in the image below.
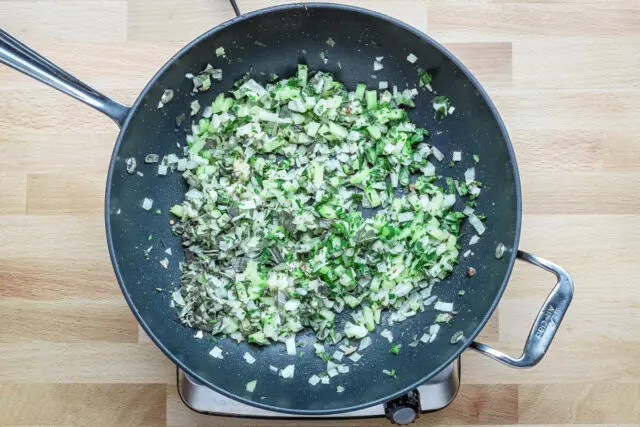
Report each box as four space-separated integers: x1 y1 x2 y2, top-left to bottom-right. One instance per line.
0 2 573 415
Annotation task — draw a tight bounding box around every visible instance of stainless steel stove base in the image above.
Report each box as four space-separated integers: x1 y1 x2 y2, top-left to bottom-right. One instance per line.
177 359 460 419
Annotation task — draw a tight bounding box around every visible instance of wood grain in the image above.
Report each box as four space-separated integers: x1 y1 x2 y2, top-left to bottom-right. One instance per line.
0 383 167 426
0 299 138 343
1 0 639 426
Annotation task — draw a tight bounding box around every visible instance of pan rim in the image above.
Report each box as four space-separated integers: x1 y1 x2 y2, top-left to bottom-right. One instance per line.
105 1 522 416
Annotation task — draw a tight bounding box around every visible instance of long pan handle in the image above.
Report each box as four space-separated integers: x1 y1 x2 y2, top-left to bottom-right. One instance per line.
229 0 241 16
0 28 130 127
469 250 574 368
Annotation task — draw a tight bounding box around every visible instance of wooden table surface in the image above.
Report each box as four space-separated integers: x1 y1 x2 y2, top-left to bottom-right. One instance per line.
1 0 639 425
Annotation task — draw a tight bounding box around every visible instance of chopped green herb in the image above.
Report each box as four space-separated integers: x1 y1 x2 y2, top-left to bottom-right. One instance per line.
473 154 480 163
389 344 401 355
417 67 432 89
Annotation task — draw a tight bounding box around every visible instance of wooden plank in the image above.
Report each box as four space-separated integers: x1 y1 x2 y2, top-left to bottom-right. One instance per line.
427 4 640 41
0 343 174 383
127 0 236 42
0 173 27 214
0 299 138 343
507 215 640 297
0 258 121 300
520 171 640 214
513 41 640 89
510 128 606 172
490 89 640 131
241 0 430 32
0 215 107 260
477 309 499 342
0 134 114 174
519 384 640 423
445 42 512 86
27 173 105 215
603 129 640 172
127 0 429 42
0 383 166 426
0 1 128 42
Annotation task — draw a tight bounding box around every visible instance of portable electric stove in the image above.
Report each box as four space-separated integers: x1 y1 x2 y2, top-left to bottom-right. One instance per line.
177 359 459 424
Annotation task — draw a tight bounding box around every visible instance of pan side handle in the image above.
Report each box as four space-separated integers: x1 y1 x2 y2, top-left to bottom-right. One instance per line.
0 28 130 128
469 250 574 368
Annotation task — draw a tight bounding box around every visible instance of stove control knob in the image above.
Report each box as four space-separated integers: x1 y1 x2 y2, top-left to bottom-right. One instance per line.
384 389 421 425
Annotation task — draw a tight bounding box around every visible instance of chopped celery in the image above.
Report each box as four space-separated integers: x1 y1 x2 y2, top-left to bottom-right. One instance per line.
355 83 366 101
365 90 377 109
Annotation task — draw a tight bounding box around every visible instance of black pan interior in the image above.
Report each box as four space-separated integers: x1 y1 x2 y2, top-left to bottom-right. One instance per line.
106 3 521 414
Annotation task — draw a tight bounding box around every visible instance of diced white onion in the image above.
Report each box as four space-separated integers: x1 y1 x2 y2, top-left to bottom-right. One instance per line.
452 151 461 161
157 165 168 176
407 53 418 63
468 214 486 235
159 258 169 269
328 368 338 377
429 324 440 342
246 380 257 392
339 345 356 355
337 385 345 393
424 295 437 306
344 322 368 339
431 146 444 161
280 364 295 379
165 248 173 255
194 330 203 339
443 194 456 208
142 198 153 210
337 364 349 373
373 61 383 71
434 301 454 312
209 346 224 359
332 350 344 361
269 365 278 373
464 167 476 184
469 235 480 245
381 329 393 343
171 290 185 306
463 249 472 257
379 81 388 90
348 352 362 363
321 376 330 384
419 333 430 343
421 162 436 176
463 206 474 216
309 375 320 385
359 337 372 351
398 212 415 223
243 352 256 364
285 335 297 355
